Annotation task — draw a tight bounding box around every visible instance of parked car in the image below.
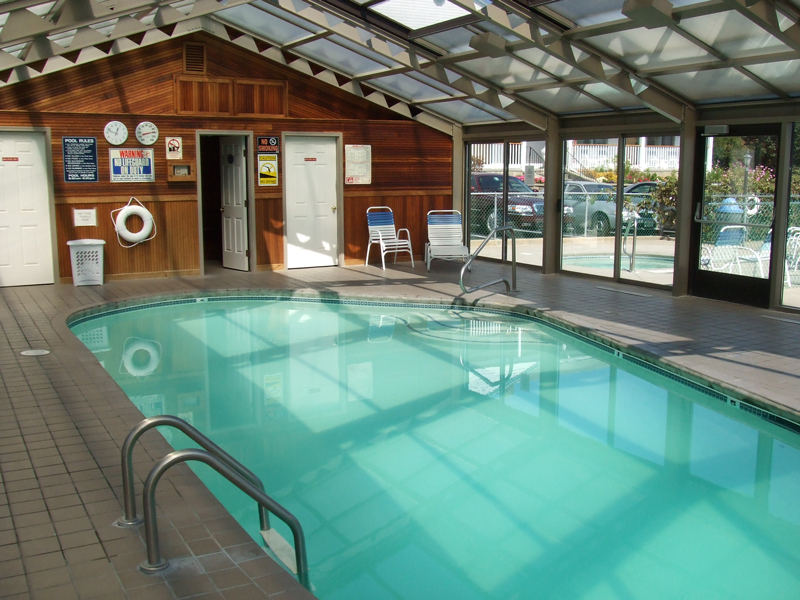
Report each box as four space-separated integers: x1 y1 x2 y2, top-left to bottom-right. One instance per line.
564 181 638 236
470 173 574 235
623 181 662 234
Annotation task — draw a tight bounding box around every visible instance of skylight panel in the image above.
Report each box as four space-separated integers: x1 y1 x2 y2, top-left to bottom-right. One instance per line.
679 11 790 59
370 73 455 101
652 68 777 103
295 37 394 76
420 27 474 53
219 5 316 45
254 0 325 33
547 0 624 26
588 26 712 71
371 0 470 30
425 99 506 123
459 55 554 88
518 87 606 113
744 60 800 96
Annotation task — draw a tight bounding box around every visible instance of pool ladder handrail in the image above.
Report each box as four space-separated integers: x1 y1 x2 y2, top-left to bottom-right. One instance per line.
460 225 518 294
117 415 309 589
622 216 639 272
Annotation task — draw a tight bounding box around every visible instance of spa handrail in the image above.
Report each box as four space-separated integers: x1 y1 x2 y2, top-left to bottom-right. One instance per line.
139 448 310 590
622 217 639 272
118 415 268 531
460 225 518 294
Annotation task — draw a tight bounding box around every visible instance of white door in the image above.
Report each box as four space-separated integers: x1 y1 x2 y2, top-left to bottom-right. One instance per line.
220 136 249 271
285 136 338 268
0 132 54 287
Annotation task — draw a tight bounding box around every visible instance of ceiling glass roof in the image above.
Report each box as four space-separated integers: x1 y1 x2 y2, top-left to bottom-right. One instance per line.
2 0 800 131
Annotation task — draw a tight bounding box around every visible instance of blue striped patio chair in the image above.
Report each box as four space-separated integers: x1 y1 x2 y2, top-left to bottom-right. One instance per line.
425 210 470 271
365 206 414 270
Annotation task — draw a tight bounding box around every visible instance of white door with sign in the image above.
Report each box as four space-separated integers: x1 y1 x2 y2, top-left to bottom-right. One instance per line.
220 136 249 271
0 132 54 287
285 136 338 268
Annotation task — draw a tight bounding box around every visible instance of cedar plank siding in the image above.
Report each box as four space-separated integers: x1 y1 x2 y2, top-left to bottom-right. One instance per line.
0 33 452 280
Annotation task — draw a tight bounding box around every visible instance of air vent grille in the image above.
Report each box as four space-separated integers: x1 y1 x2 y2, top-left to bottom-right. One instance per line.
184 43 206 74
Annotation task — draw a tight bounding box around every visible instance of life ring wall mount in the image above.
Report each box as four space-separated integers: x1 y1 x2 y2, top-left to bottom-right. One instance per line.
111 197 156 248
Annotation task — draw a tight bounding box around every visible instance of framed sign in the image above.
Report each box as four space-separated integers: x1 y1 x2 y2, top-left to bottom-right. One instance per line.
63 137 98 182
345 144 371 184
110 148 155 182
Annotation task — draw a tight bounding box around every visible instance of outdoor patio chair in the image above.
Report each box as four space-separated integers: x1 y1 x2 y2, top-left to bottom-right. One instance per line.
365 206 414 270
425 210 470 271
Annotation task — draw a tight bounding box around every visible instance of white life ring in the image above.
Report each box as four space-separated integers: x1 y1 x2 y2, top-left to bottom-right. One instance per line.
115 204 154 243
122 339 160 377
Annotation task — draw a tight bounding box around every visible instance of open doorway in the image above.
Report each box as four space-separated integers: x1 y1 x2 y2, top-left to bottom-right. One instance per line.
198 134 251 273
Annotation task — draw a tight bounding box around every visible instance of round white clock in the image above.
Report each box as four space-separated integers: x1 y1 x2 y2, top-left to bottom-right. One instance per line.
135 121 159 145
104 121 128 145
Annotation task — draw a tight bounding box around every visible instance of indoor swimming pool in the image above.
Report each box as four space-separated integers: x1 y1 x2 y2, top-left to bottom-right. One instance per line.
69 296 800 600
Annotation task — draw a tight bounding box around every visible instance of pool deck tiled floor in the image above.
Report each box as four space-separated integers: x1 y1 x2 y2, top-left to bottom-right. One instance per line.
2 259 799 599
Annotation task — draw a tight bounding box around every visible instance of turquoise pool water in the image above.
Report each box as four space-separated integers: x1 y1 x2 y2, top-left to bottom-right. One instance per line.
71 297 800 600
564 255 674 270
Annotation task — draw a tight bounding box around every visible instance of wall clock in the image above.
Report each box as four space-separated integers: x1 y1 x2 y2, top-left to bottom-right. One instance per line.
135 122 159 146
104 121 128 145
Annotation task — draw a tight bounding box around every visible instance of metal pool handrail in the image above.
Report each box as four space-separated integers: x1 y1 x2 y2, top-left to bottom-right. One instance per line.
622 217 639 272
460 225 518 294
139 448 310 590
118 415 268 531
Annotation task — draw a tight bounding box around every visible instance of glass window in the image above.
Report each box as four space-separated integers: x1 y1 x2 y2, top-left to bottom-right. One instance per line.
370 74 454 102
589 27 712 71
460 56 554 87
698 134 777 280
619 137 679 287
561 138 619 279
782 123 800 305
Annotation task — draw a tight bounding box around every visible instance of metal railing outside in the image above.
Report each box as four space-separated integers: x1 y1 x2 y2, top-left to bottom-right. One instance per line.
118 415 309 589
460 226 518 294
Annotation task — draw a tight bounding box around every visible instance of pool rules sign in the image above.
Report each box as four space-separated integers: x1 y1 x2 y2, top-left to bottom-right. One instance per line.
110 148 155 182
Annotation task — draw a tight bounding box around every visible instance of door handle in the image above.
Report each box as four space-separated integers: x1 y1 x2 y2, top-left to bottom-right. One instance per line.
331 206 337 213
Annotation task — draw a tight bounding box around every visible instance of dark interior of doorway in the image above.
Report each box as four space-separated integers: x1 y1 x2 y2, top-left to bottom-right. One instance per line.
200 136 222 263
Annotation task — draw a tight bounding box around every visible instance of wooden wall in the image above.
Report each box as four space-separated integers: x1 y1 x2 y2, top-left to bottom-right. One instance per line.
0 33 453 280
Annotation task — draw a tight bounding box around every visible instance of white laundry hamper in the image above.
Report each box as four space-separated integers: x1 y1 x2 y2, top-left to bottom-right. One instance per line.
67 239 106 286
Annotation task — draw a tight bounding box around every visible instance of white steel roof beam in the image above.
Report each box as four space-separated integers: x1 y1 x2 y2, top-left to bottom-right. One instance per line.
477 0 690 122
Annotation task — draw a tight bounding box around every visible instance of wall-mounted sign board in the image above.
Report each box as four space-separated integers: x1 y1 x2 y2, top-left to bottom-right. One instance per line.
63 137 99 182
258 154 278 186
258 136 279 153
345 144 371 184
166 137 182 159
73 208 97 227
110 148 154 182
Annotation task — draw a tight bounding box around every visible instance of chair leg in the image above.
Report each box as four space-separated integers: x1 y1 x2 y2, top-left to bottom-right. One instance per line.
365 242 371 267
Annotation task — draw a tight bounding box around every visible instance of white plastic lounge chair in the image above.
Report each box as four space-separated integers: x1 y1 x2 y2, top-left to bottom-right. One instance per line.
365 206 414 270
425 210 470 271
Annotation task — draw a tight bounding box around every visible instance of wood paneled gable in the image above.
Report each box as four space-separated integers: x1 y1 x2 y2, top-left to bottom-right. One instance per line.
0 33 405 122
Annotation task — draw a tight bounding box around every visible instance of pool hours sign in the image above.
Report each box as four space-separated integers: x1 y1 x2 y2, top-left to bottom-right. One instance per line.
109 148 154 182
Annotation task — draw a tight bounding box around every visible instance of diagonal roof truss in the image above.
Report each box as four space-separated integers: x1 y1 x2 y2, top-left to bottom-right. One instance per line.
0 0 799 132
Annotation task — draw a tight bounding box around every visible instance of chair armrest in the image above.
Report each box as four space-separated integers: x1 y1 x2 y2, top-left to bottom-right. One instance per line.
397 228 411 240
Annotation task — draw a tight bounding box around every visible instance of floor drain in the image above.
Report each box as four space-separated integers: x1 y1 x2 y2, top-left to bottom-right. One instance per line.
20 349 50 356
